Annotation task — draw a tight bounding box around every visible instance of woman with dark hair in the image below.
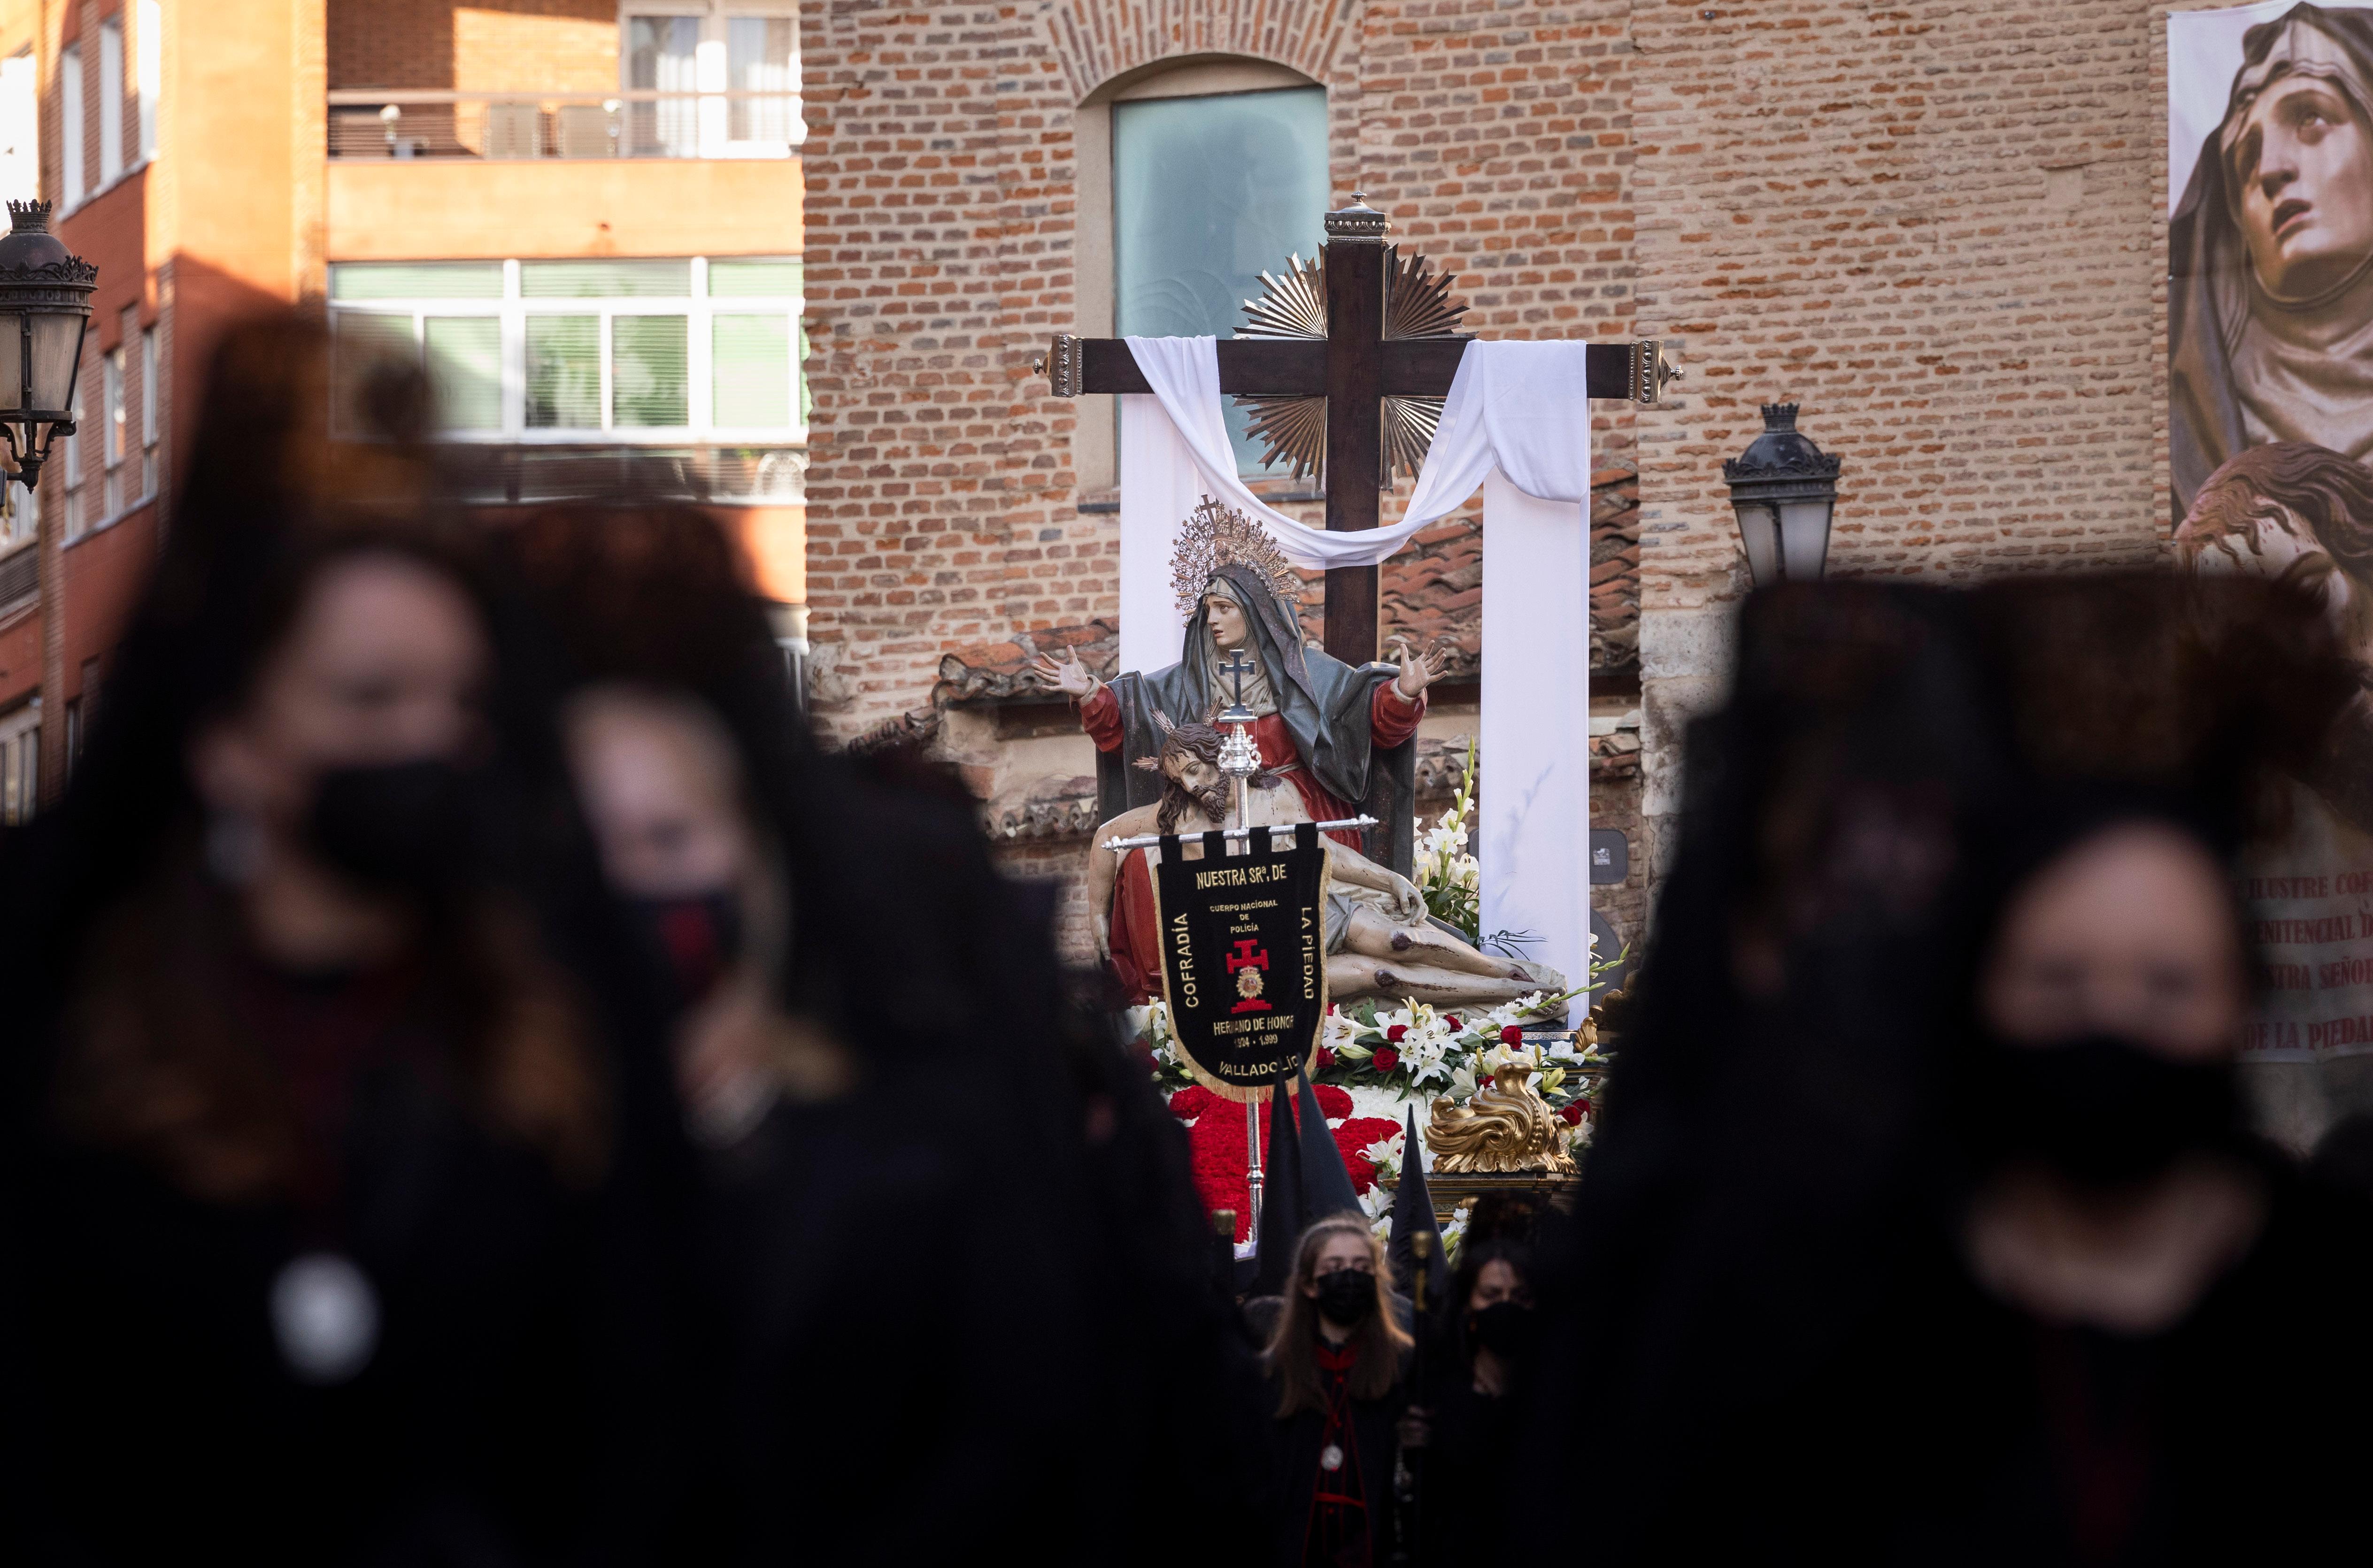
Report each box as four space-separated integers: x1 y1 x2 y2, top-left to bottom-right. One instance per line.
1519 575 2373 1562
502 501 1271 1565
0 316 676 1565
1264 1212 1414 1568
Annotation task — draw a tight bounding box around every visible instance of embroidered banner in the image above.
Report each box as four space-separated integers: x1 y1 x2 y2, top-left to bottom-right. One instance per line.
1151 822 1329 1101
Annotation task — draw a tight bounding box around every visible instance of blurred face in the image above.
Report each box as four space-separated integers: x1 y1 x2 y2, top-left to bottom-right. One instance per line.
2231 73 2373 298
1303 1232 1375 1295
1467 1259 1533 1313
190 552 486 829
1204 591 1248 652
564 688 754 899
1981 823 2247 1062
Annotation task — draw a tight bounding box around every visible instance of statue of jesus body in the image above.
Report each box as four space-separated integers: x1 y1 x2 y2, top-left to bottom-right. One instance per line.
1084 721 1561 1009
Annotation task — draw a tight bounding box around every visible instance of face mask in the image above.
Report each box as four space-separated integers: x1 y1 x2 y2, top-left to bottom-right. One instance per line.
1313 1268 1377 1328
308 759 471 894
1974 1033 2238 1187
1468 1300 1539 1362
630 888 745 1013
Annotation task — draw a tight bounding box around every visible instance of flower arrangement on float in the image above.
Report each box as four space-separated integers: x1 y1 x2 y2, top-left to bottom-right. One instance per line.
1120 744 1628 1243
1127 991 1614 1243
1412 739 1483 942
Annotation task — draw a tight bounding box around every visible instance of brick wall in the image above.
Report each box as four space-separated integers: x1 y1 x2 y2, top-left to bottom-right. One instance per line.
1627 0 2192 879
329 0 617 91
813 0 2218 928
799 0 1638 744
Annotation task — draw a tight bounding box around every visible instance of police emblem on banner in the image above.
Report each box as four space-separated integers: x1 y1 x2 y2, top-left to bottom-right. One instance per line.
1149 822 1329 1102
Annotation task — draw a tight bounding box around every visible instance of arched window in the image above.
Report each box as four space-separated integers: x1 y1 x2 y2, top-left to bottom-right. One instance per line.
1076 57 1327 485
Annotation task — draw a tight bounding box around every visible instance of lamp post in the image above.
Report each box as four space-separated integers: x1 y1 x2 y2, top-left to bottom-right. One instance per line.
0 200 96 494
1721 403 1841 588
0 200 96 813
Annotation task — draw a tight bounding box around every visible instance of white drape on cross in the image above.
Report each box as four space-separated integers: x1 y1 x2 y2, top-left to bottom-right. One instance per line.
1117 337 1596 998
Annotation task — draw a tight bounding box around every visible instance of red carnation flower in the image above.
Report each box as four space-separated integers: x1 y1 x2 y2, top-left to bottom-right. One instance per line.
1386 1024 1409 1043
1314 1045 1336 1070
1558 1101 1585 1126
1373 1046 1401 1073
1445 1015 1463 1031
1179 1099 1285 1242
1315 1084 1354 1121
1333 1116 1403 1194
1169 1085 1216 1122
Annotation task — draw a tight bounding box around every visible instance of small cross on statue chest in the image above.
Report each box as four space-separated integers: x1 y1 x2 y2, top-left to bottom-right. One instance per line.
1038 193 1680 667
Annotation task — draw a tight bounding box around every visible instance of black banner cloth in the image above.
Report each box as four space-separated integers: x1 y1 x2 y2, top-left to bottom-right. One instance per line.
1150 822 1330 1103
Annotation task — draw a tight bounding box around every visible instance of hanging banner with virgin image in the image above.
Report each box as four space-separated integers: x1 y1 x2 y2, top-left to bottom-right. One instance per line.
1151 822 1329 1102
2172 1 2373 1069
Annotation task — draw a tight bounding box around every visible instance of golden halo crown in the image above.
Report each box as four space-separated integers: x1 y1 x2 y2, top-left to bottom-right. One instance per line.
1170 496 1303 623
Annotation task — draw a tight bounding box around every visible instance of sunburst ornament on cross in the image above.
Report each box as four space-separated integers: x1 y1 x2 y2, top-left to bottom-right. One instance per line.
1040 193 1679 666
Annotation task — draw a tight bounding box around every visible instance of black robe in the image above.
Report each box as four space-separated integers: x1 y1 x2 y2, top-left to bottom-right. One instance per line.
1263 1344 1411 1568
0 932 682 1567
1413 1361 1520 1567
1615 1153 2373 1564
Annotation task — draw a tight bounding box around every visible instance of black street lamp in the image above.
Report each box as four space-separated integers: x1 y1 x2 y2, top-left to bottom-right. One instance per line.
1722 403 1841 588
0 200 96 493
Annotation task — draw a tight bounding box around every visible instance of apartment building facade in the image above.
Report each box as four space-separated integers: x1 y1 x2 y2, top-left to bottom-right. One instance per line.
0 0 809 820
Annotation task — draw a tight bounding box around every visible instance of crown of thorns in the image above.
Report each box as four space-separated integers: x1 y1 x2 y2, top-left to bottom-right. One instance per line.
1170 496 1302 623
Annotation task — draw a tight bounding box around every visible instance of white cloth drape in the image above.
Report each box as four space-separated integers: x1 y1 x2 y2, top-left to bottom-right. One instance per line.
1117 336 1597 998
1403 341 1596 1001
1117 335 1438 671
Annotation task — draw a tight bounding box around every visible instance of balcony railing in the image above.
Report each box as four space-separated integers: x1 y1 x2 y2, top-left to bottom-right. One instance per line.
328 90 805 161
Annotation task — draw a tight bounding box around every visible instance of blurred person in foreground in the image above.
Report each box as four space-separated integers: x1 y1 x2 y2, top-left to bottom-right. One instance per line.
0 317 680 1563
1262 1213 1413 1568
501 503 1271 1563
1521 576 2373 1564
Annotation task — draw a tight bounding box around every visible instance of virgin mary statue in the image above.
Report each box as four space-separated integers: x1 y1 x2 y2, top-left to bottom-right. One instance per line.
2172 2 2373 521
1032 499 1435 852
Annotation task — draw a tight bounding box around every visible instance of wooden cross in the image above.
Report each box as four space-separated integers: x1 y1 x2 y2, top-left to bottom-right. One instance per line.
1040 194 1678 668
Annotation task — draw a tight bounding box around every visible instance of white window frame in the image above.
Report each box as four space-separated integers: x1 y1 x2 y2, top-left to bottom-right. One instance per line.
101 344 123 519
329 255 806 446
60 44 82 208
0 700 39 826
1 471 34 553
98 20 121 184
60 377 81 541
0 50 38 208
140 325 158 500
135 1 159 163
617 2 801 159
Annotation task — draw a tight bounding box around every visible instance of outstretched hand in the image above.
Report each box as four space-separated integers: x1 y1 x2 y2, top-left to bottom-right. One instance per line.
1391 639 1438 701
1031 647 1102 699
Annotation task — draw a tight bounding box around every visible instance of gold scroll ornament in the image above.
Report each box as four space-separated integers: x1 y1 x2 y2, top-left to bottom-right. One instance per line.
1425 1052 1578 1176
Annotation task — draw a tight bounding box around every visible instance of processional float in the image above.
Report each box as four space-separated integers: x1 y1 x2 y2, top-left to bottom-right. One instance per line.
1048 195 1678 1252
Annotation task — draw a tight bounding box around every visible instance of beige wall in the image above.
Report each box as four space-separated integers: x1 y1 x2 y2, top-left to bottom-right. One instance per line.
327 155 802 259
